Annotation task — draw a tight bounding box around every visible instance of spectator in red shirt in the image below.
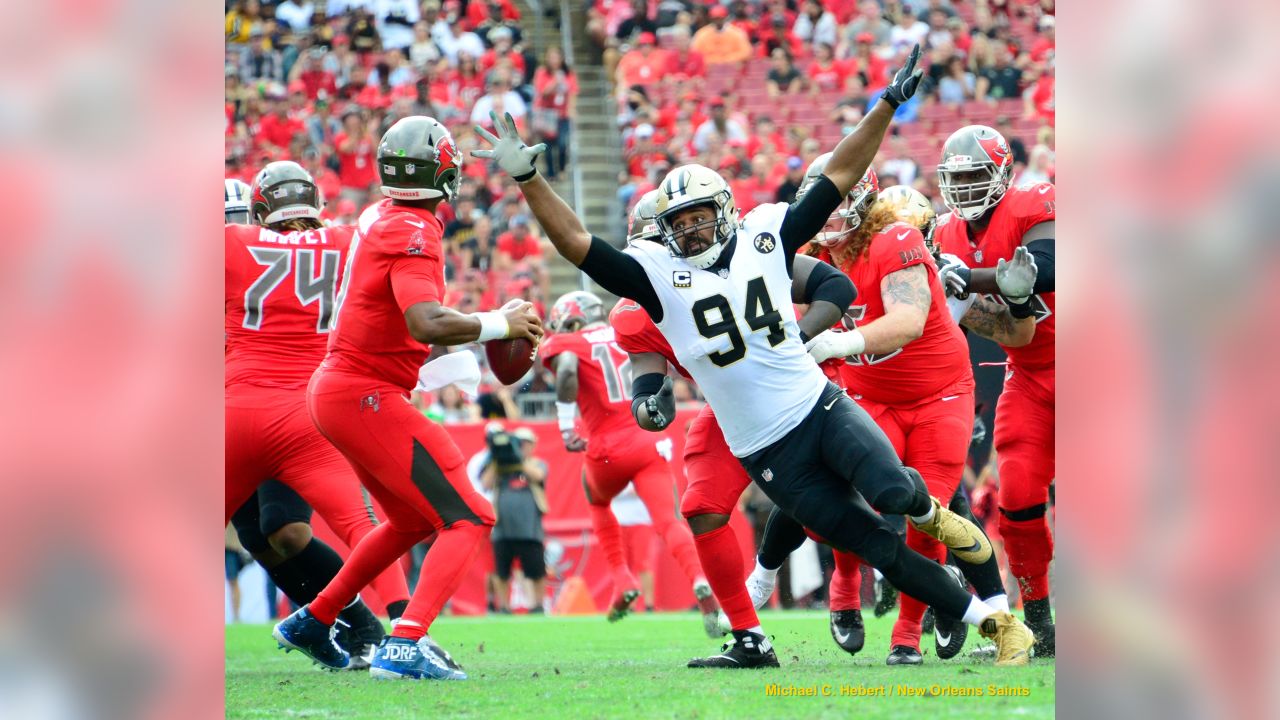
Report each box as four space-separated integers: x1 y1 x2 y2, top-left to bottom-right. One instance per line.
615 31 668 89
756 0 796 39
662 27 706 84
495 218 542 271
848 32 888 89
532 46 579 179
758 17 806 60
333 109 378 202
257 96 304 158
467 0 521 30
732 155 783 214
1023 62 1055 125
1030 15 1055 63
480 27 526 77
302 148 342 206
806 42 847 96
625 123 671 179
745 115 791 158
288 48 338 100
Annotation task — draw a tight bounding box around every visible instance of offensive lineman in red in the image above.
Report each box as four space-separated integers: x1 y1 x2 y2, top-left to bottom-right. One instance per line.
225 163 411 665
272 117 543 680
540 288 722 636
932 124 1057 656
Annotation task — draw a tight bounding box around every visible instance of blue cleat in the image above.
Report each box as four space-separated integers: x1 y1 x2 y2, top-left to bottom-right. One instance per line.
369 636 468 680
272 606 351 671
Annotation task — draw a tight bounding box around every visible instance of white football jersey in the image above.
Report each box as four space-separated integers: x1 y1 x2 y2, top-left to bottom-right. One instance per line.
625 203 827 456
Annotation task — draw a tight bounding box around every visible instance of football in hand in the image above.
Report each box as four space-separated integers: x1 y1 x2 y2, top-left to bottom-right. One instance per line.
485 337 537 385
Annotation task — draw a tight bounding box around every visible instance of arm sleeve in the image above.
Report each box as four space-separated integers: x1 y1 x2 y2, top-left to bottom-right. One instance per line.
578 235 663 321
779 174 842 255
1027 237 1055 294
802 259 856 310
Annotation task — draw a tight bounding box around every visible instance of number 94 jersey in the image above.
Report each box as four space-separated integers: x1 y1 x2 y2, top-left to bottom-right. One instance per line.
539 325 637 459
624 202 827 457
225 223 352 390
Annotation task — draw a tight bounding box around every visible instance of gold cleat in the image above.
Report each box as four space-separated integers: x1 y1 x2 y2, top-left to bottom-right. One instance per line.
910 497 992 563
979 612 1036 667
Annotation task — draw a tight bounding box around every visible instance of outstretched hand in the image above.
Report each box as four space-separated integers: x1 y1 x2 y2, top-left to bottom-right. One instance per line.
995 246 1038 303
882 44 924 109
471 111 547 181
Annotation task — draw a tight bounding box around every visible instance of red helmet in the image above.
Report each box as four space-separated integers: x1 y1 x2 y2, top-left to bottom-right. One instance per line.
937 125 1014 221
549 291 605 333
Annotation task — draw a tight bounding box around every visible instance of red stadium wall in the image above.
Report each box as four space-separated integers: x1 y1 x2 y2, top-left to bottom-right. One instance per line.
310 408 756 616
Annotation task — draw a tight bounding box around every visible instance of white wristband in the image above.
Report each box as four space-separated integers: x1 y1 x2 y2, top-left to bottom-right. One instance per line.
475 311 509 342
556 401 578 432
842 329 866 357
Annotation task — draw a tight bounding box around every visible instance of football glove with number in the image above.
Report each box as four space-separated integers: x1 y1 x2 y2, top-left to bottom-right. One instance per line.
472 111 547 182
995 246 1038 303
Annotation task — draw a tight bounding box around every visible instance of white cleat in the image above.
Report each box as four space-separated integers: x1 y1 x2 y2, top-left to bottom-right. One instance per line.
745 565 777 611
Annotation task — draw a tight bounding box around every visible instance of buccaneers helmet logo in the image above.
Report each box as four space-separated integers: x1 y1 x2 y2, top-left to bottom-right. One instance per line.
434 136 460 182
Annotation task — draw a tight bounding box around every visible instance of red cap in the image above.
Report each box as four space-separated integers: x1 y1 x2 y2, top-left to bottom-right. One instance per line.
637 31 656 45
288 80 307 95
856 32 875 43
709 96 726 107
709 6 728 19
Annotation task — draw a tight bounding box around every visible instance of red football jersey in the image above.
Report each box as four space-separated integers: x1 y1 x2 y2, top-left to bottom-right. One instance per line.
822 222 974 406
609 299 691 379
934 183 1056 373
539 325 638 444
225 223 353 390
325 200 446 391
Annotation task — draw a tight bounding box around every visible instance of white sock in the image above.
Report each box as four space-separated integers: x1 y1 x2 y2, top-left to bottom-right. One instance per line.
909 503 935 525
984 593 1010 613
961 596 998 626
754 558 780 579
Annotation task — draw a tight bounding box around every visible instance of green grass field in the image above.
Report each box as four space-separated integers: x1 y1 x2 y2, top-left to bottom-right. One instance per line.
226 610 1054 719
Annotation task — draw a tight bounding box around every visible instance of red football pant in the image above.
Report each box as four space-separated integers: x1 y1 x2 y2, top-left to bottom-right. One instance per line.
225 386 410 608
859 390 973 650
995 367 1056 603
680 406 758 631
305 368 494 638
584 435 704 594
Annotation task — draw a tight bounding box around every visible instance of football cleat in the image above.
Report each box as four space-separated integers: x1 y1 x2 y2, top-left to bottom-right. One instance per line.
687 630 780 669
886 645 923 666
909 497 993 564
873 577 898 617
933 566 969 660
335 601 386 671
693 581 726 638
273 606 351 671
829 609 865 655
979 612 1036 667
369 636 467 681
745 565 777 610
607 588 641 623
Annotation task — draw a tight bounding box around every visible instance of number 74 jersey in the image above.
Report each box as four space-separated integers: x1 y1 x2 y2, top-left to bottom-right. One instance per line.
624 202 827 457
225 223 352 390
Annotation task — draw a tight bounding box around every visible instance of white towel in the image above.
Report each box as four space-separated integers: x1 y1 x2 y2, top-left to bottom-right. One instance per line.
414 350 482 398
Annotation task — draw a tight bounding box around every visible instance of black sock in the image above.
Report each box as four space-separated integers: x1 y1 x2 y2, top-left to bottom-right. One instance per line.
1024 597 1053 627
266 538 346 605
943 494 1006 602
385 599 408 620
880 544 973 620
757 507 809 570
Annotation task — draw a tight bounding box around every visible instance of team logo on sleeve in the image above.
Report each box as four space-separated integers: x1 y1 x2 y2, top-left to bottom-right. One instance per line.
673 270 692 288
753 232 777 253
405 229 426 255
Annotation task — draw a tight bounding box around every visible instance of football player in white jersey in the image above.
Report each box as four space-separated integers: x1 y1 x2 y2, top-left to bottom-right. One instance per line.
474 45 1035 669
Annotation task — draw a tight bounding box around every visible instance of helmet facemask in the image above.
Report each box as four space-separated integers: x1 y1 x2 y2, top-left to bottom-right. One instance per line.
938 159 1011 221
814 185 876 249
657 198 733 269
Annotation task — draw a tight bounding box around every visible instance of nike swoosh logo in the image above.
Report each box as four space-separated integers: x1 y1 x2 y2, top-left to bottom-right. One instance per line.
937 630 952 648
833 622 850 644
940 395 959 402
405 219 426 228
897 231 910 240
1038 186 1051 195
824 396 838 411
960 540 983 554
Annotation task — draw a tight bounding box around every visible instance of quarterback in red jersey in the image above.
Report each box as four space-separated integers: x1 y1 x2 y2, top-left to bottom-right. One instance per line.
540 289 721 636
272 117 543 680
225 162 411 665
932 124 1057 656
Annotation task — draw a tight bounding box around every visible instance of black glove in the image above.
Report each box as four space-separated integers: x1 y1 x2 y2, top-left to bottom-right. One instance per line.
881 44 924 110
645 376 676 430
